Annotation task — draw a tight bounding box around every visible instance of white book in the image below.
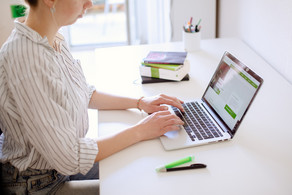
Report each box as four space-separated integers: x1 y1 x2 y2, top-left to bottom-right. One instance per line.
139 60 190 81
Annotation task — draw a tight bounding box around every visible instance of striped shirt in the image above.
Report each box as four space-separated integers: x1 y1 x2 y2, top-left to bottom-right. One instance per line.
0 19 98 175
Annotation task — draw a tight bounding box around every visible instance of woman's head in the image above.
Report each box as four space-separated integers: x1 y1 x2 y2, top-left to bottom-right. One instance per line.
25 0 93 26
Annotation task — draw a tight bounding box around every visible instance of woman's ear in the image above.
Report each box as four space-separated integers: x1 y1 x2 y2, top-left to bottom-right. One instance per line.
42 0 58 13
42 0 57 9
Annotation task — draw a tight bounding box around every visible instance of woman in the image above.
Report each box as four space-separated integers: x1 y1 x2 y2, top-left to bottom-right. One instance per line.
0 0 184 194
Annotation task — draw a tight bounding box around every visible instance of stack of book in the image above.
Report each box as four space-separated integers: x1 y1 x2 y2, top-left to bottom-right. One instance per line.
139 51 190 82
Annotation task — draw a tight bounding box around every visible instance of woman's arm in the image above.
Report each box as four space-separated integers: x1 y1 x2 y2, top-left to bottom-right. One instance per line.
88 90 184 113
88 90 138 110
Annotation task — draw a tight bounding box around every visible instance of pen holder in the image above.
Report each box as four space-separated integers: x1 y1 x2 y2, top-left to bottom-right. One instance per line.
182 31 201 52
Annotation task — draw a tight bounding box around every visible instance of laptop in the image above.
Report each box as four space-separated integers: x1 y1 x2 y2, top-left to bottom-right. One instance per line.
160 51 263 150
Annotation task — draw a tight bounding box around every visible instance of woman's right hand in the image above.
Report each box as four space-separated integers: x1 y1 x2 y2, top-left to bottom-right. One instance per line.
134 110 184 141
94 110 184 161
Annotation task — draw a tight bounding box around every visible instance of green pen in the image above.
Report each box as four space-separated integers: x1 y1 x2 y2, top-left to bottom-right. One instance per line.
156 155 194 172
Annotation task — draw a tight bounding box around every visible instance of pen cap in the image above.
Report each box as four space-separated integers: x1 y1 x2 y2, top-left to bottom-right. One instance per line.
165 155 194 169
182 31 201 52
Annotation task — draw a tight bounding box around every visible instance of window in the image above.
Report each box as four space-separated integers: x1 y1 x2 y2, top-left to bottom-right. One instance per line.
62 0 172 50
66 0 128 48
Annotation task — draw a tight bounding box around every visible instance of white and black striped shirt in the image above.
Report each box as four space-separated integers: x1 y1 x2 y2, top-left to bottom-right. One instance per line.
0 19 98 175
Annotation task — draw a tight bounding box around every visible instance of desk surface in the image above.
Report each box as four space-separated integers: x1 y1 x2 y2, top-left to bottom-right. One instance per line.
93 38 292 195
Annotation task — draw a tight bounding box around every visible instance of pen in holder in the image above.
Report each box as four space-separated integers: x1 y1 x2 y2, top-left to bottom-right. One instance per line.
182 17 201 52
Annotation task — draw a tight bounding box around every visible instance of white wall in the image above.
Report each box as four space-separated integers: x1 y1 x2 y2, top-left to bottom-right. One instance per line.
170 0 216 41
0 0 26 47
218 0 292 84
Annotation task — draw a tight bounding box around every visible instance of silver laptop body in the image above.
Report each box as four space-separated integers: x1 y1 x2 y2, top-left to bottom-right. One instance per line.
160 51 263 150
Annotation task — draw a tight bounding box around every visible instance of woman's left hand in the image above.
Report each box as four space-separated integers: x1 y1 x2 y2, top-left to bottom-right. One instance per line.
138 94 184 114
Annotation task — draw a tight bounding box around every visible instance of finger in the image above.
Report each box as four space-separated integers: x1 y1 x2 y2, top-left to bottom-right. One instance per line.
153 111 184 126
154 110 172 116
161 94 184 103
150 110 173 118
163 117 184 126
156 113 183 125
151 105 168 113
158 98 184 112
156 110 181 117
154 112 176 122
161 125 182 134
162 116 182 124
160 95 184 107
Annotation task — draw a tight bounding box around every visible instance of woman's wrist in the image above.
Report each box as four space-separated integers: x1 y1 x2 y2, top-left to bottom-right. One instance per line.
129 124 144 143
137 96 144 111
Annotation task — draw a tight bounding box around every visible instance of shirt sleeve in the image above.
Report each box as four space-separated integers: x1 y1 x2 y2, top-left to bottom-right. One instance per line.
8 46 98 175
87 84 96 105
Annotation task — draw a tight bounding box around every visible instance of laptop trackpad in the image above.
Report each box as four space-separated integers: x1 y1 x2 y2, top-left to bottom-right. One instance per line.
164 129 181 139
160 126 193 150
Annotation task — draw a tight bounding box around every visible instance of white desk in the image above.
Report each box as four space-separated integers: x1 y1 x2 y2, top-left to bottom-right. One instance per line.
93 38 292 195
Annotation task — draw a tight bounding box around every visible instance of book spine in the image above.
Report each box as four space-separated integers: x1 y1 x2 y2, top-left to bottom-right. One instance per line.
143 61 184 65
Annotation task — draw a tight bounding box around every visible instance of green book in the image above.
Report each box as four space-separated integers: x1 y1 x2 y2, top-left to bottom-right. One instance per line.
141 62 182 71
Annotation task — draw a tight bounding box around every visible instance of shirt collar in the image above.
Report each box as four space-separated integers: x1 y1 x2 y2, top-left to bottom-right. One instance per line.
14 18 53 50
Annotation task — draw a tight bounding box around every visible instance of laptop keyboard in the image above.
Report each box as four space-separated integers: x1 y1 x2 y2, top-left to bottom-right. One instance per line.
172 102 223 141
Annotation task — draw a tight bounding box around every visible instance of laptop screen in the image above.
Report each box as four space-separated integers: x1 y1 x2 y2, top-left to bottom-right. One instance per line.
202 52 263 134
